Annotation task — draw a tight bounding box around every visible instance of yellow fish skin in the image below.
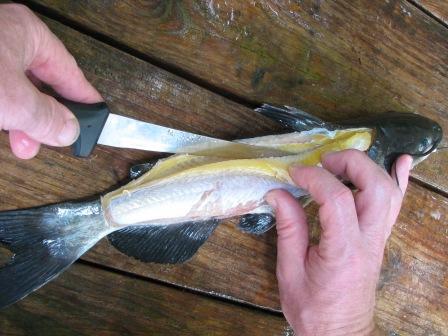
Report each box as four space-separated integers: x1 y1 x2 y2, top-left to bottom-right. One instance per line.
102 129 372 228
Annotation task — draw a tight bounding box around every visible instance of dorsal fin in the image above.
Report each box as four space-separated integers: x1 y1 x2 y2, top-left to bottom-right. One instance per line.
107 219 220 264
255 104 332 131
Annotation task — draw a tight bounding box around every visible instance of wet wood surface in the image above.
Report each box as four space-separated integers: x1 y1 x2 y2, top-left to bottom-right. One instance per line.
26 0 448 194
415 0 448 24
0 16 446 335
0 262 290 335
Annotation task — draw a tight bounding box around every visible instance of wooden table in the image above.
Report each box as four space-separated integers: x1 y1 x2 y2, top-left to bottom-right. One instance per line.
0 1 447 335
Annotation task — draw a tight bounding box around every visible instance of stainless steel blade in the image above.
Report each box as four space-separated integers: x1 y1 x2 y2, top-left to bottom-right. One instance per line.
97 114 292 158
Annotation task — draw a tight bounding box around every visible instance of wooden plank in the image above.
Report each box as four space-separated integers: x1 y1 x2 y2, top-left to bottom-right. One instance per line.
26 0 448 194
84 184 448 336
0 16 446 336
413 0 448 24
0 262 290 335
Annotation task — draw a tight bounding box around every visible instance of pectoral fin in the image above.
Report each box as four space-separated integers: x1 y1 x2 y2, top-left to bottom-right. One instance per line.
237 214 275 235
107 219 220 264
237 195 313 235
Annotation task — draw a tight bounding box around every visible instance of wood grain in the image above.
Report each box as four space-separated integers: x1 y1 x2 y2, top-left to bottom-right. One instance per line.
0 14 446 336
85 184 448 336
26 0 448 193
0 262 290 336
414 0 448 24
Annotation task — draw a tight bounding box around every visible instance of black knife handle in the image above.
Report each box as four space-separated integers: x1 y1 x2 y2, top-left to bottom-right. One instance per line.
59 98 110 157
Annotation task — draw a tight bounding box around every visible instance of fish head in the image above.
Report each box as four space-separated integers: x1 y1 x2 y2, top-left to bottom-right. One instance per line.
362 112 443 171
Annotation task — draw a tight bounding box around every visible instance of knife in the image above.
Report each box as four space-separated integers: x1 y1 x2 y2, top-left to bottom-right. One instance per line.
60 99 292 159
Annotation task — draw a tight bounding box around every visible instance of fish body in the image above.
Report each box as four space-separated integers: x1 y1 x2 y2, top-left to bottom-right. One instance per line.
0 105 442 308
103 127 370 227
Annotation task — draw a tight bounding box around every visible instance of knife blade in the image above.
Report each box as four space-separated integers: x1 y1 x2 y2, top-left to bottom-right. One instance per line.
61 99 292 158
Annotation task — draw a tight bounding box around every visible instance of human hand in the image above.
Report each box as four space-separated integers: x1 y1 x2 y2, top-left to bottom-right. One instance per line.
0 4 102 159
266 150 413 335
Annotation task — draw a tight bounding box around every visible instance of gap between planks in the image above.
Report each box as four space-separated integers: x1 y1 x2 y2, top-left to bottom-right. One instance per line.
76 259 285 316
16 0 259 109
406 0 448 29
410 175 448 199
15 0 448 200
0 3 444 331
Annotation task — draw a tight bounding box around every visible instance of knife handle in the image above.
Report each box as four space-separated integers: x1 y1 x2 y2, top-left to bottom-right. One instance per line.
59 98 110 157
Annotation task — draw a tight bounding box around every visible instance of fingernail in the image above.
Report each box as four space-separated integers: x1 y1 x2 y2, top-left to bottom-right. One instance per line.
57 118 80 146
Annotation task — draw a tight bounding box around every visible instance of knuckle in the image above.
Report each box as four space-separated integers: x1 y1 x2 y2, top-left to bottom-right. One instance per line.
391 187 403 203
276 270 296 295
389 187 403 212
31 97 61 140
2 85 30 112
3 3 32 16
373 176 396 202
290 165 317 185
0 86 35 131
332 186 353 204
276 219 298 240
342 148 367 161
64 55 82 79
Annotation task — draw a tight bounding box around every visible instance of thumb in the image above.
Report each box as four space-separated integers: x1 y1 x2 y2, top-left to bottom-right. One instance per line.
266 189 309 281
391 154 413 195
9 130 40 159
9 77 79 147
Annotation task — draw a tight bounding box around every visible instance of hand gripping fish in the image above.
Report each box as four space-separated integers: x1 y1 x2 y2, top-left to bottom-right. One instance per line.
0 105 442 308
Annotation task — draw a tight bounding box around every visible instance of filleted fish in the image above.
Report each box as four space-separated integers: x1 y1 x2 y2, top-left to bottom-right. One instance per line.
0 105 442 308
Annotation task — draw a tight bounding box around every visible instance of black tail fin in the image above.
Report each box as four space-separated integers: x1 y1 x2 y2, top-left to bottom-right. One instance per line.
0 199 110 308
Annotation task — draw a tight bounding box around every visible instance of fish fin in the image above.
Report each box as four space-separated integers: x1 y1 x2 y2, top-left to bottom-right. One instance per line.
237 214 275 235
108 219 220 264
0 200 108 308
255 104 330 131
129 161 158 179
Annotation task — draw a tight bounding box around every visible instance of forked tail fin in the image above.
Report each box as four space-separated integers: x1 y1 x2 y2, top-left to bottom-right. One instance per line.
0 199 110 308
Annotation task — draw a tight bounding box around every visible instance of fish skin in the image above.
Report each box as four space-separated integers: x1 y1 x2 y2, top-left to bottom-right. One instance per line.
0 106 442 309
255 104 443 172
104 171 305 227
102 129 371 227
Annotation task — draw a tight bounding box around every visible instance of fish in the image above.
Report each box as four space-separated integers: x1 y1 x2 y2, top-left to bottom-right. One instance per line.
0 104 442 308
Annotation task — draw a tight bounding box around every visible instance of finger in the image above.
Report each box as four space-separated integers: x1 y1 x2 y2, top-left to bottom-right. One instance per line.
6 76 80 146
290 166 359 257
27 19 102 103
266 189 309 282
390 155 413 195
322 150 390 193
322 150 402 233
25 70 42 89
9 130 40 159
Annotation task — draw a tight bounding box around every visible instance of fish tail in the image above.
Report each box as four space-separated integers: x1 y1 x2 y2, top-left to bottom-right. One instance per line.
0 199 110 308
